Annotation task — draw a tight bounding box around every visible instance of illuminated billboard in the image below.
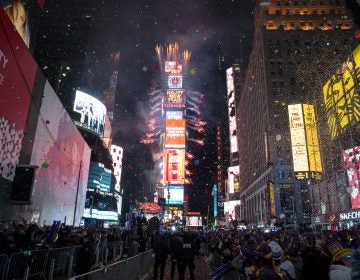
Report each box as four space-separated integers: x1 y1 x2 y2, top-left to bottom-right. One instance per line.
163 90 186 109
343 146 360 209
165 61 182 74
224 200 241 220
268 181 276 217
73 90 107 136
0 8 37 181
288 104 322 180
165 119 186 148
163 149 185 185
164 185 184 205
88 162 112 193
226 67 238 154
227 166 240 194
186 216 202 227
168 75 183 89
323 45 360 140
166 111 183 120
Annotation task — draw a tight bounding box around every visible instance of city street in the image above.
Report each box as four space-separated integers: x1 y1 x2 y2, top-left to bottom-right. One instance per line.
147 256 211 280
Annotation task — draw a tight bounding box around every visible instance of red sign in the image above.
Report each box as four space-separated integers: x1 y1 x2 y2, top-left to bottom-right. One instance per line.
163 149 185 185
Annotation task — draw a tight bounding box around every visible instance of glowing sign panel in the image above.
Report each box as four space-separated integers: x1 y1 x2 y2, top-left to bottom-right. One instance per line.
226 67 238 153
323 45 360 140
165 119 186 148
288 104 309 175
343 146 360 209
165 61 182 74
168 75 183 89
228 166 239 194
163 149 185 185
166 90 184 103
164 185 184 205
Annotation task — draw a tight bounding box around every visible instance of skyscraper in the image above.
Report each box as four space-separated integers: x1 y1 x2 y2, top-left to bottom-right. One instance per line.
237 0 358 228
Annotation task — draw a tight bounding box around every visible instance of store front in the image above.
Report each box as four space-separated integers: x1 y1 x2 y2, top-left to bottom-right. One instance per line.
339 210 360 229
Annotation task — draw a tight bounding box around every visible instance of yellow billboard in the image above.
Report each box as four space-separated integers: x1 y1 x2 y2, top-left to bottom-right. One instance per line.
303 104 322 173
288 104 322 179
268 181 276 217
323 45 360 140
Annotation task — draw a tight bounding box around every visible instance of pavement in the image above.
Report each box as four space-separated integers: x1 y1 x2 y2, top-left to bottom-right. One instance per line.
147 256 211 280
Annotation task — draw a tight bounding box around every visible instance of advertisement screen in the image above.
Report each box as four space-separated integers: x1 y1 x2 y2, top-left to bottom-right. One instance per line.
165 119 186 148
164 185 184 205
186 216 202 227
224 200 241 220
73 90 107 136
0 8 38 181
268 181 276 217
323 45 360 140
226 67 238 154
168 75 183 89
343 146 360 209
288 104 309 175
88 162 112 193
166 111 183 120
163 149 185 185
165 61 182 74
228 166 240 194
303 104 322 175
163 90 186 109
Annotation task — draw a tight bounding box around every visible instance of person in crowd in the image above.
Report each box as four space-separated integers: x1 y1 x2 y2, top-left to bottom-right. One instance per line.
178 232 197 280
170 233 183 280
152 232 170 280
76 232 96 275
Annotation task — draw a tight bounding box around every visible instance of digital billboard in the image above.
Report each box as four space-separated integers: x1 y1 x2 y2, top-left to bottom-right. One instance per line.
343 146 360 209
164 185 184 205
73 90 107 136
228 166 240 194
224 200 241 220
289 104 309 177
163 90 186 109
166 111 183 120
0 8 38 181
165 61 182 74
165 119 186 148
88 162 112 193
288 104 322 180
323 45 360 140
163 149 185 185
186 216 202 227
168 75 183 89
226 67 238 154
303 104 322 175
268 181 276 217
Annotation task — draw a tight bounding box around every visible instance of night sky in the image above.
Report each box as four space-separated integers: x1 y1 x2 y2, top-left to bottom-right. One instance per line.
83 0 255 216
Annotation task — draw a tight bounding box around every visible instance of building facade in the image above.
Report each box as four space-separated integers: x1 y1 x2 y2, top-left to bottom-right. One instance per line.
237 0 358 228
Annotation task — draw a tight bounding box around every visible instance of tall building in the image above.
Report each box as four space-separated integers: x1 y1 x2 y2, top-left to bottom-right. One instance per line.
237 0 358 228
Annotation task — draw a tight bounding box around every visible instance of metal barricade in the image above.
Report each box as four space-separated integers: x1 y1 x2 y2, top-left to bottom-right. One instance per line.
0 255 8 280
105 259 127 280
5 249 48 280
71 245 84 274
68 268 105 280
47 247 73 279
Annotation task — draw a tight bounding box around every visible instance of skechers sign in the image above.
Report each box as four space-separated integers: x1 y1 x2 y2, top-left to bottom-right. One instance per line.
340 211 360 220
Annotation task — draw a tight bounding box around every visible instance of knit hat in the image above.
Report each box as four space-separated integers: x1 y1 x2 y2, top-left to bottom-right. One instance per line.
325 237 353 263
269 241 284 261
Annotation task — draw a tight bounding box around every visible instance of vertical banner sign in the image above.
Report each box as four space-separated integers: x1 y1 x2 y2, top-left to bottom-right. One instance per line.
268 181 276 217
214 184 218 217
343 146 360 209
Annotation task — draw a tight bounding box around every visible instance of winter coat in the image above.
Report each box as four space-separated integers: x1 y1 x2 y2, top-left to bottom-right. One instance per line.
328 264 351 280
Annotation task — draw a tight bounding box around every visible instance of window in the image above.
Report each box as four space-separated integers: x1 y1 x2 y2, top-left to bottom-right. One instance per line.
313 9 318 14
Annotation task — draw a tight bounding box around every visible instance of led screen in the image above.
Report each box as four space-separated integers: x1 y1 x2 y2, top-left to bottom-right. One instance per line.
88 162 112 193
166 111 183 120
168 75 183 89
343 146 360 209
163 149 185 185
224 200 241 220
226 67 238 154
165 61 182 74
228 166 240 194
164 185 184 205
186 216 202 227
268 181 276 217
73 90 107 136
0 8 37 181
165 119 186 148
288 104 309 175
323 45 360 140
163 90 186 109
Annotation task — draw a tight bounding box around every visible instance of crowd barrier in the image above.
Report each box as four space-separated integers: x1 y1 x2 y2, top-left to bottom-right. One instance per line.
69 249 154 280
0 241 124 280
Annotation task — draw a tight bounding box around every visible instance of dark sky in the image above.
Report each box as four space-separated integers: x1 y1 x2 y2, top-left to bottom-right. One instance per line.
86 0 256 213
75 0 253 213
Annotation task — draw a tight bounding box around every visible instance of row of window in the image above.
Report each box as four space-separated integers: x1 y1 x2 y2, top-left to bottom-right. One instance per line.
270 8 344 15
276 0 340 6
266 21 351 30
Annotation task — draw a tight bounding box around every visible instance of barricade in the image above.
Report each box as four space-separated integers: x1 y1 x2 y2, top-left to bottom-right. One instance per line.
5 249 48 279
69 249 154 280
0 255 8 280
47 247 73 279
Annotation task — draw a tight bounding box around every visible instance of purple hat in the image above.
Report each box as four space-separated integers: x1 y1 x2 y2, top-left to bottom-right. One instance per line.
325 237 353 263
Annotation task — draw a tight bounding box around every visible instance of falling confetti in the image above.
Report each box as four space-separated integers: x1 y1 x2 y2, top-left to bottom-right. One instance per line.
142 66 148 71
190 68 196 75
41 162 49 169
